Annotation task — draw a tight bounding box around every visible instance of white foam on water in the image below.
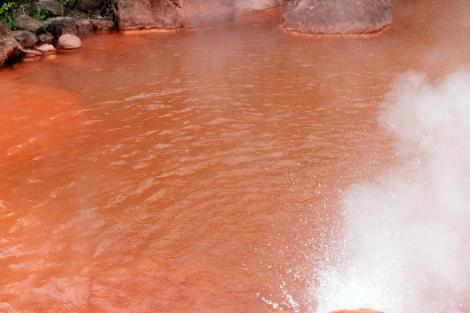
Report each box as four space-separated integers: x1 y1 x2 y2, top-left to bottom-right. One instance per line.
313 70 470 313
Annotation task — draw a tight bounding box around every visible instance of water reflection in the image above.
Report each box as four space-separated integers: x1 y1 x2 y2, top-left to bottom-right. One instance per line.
1 1 470 312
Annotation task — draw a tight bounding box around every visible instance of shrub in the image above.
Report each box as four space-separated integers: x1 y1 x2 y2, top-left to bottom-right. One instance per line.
31 2 46 21
0 2 16 29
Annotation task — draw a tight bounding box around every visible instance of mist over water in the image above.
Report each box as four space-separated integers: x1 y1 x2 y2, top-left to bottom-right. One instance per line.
314 71 470 313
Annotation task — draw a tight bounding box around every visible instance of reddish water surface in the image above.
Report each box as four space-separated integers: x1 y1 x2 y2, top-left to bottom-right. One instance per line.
1 1 470 312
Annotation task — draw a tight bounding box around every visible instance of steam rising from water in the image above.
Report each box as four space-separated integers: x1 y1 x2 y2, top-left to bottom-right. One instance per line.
314 71 470 313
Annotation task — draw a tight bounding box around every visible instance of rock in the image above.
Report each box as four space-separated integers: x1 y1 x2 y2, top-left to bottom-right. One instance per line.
16 15 45 33
116 0 234 30
45 17 96 38
116 0 181 30
282 0 393 35
180 0 234 28
22 48 42 58
45 17 77 38
90 18 115 31
0 22 23 66
39 0 64 17
12 30 39 48
75 18 94 36
57 34 81 49
35 43 56 54
38 32 54 44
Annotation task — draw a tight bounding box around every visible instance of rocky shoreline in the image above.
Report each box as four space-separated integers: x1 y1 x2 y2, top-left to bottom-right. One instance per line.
1 0 393 68
1 0 115 66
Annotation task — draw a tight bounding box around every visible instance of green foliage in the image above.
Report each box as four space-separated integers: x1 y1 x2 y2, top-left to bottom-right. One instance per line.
0 2 16 29
59 0 69 8
31 3 46 21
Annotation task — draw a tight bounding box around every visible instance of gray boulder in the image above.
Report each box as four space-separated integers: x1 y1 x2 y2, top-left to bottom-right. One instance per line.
116 0 234 30
39 0 65 16
45 17 77 38
12 30 39 48
57 34 81 49
0 22 22 66
16 15 44 33
282 0 393 35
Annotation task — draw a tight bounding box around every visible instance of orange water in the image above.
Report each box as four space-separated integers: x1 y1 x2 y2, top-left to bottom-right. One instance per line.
1 1 470 312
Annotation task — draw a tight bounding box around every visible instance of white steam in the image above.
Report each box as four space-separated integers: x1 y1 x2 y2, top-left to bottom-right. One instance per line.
314 70 470 313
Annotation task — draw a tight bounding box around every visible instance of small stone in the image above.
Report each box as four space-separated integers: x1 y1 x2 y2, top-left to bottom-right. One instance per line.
39 0 64 17
23 48 42 58
38 32 54 44
90 19 115 32
35 43 56 54
16 15 44 33
12 30 38 48
57 34 81 49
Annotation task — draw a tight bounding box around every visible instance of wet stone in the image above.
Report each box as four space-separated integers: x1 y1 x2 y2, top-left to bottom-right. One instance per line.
57 34 81 49
23 48 42 58
12 30 38 48
35 43 56 54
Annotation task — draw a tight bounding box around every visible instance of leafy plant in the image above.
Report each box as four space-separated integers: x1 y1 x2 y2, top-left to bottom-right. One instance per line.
0 2 16 29
31 3 46 21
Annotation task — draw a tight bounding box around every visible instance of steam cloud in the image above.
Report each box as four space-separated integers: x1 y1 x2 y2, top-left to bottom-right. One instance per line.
314 70 470 313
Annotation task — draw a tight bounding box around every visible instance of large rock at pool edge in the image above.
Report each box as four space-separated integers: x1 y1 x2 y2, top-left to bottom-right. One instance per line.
282 0 392 35
116 0 234 30
0 22 22 66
